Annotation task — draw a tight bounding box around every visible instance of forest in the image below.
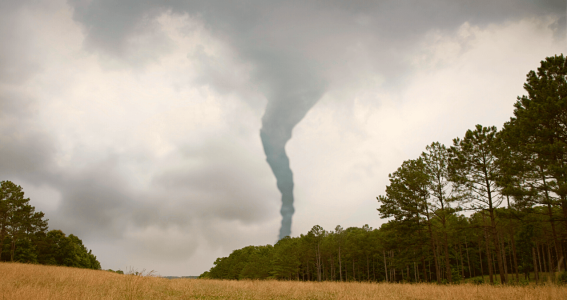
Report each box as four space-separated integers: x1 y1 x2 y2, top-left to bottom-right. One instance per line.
0 180 101 269
199 54 567 285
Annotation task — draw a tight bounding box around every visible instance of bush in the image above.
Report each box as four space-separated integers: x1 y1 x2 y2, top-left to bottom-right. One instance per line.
558 271 567 284
451 268 462 284
472 277 484 285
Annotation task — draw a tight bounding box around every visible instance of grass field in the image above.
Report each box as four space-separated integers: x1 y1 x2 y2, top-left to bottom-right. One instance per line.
2 262 567 299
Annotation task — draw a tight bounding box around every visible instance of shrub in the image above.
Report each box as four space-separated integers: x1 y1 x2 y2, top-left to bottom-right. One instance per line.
558 271 567 284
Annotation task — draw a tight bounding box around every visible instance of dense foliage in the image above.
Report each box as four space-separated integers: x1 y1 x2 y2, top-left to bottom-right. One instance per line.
0 180 101 269
200 54 567 284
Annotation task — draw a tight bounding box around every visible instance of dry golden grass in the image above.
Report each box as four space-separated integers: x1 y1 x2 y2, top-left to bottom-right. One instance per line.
2 262 567 300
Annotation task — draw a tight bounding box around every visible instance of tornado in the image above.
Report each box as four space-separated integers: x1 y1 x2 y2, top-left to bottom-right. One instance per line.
259 67 325 239
260 124 295 240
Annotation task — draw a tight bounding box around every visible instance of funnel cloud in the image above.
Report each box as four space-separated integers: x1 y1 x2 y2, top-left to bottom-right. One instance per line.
259 57 326 238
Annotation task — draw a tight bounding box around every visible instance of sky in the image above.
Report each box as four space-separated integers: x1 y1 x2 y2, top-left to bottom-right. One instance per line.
0 0 565 276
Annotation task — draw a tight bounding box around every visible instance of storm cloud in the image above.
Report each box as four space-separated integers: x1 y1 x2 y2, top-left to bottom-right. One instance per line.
0 0 564 275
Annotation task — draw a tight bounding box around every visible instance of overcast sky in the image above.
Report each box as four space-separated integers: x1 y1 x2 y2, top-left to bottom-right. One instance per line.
1 0 565 276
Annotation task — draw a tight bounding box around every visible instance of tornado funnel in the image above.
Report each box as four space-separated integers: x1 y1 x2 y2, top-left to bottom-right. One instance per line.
260 76 324 239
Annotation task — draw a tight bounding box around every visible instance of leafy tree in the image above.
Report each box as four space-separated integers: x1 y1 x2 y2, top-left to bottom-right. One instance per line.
0 181 23 259
271 237 300 279
334 225 345 281
206 245 274 280
0 181 48 261
239 245 274 279
516 223 535 279
422 142 458 283
449 125 507 284
308 225 326 281
501 54 567 270
377 158 441 282
14 238 38 263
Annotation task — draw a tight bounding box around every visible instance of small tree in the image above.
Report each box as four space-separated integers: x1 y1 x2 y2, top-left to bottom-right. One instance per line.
308 225 326 281
377 158 442 283
422 142 458 283
334 225 345 281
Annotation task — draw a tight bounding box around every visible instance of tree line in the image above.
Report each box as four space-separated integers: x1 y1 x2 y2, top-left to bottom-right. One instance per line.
0 180 101 269
199 54 567 284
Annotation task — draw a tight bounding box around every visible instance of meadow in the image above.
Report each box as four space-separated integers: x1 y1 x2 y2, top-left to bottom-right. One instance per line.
2 262 567 300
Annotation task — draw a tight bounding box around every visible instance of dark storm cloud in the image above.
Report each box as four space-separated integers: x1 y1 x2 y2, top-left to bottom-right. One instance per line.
65 0 565 239
0 0 64 84
48 157 132 238
68 0 565 97
146 138 280 228
549 14 566 40
0 2 54 178
0 93 55 176
68 0 565 62
42 133 277 239
152 162 275 223
66 0 566 94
